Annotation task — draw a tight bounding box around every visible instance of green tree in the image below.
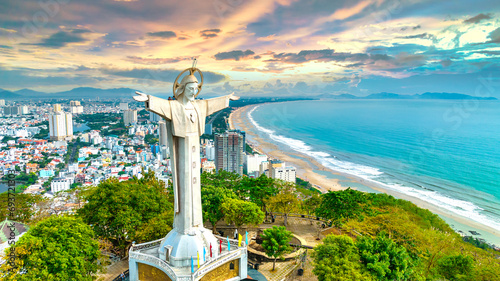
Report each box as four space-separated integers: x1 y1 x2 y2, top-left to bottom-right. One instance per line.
0 192 44 224
0 216 104 280
220 198 264 233
239 174 278 220
201 184 238 233
144 133 159 145
261 225 293 271
356 232 413 281
77 172 173 256
135 210 174 243
313 235 373 281
437 254 474 281
264 180 299 226
316 188 367 224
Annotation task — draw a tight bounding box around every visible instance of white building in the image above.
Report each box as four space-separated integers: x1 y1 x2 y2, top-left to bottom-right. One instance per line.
0 99 5 106
246 154 268 175
123 109 137 126
51 177 73 193
272 166 296 183
48 105 73 141
70 101 83 114
19 106 29 114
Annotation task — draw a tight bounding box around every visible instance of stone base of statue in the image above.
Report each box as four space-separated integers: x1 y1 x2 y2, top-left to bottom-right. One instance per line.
128 227 248 281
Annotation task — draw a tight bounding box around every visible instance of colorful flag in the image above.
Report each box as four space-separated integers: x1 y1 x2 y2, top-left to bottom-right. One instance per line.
238 233 242 247
197 251 200 268
203 247 206 262
191 257 194 273
227 236 230 251
210 243 213 257
245 231 248 246
219 239 222 254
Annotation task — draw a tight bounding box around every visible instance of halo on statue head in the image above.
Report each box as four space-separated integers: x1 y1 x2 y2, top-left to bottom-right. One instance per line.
172 67 204 99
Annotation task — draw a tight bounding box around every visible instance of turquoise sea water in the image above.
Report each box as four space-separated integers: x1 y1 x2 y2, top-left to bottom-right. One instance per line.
248 100 500 233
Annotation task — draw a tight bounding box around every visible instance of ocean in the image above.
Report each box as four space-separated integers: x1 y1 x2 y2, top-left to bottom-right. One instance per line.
247 99 500 238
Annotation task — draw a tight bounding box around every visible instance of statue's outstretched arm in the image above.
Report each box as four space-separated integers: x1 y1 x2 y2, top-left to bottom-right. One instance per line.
205 92 239 116
133 91 172 120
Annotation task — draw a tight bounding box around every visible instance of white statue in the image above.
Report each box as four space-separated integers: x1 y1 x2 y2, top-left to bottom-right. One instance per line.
133 65 238 266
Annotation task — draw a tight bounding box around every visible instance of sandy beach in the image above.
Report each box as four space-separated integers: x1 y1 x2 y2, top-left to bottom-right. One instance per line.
229 103 500 246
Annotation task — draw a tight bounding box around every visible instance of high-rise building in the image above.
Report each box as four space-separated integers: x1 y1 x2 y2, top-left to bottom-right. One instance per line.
123 109 137 126
272 166 296 183
4 106 20 116
119 102 129 111
19 106 29 114
70 101 83 114
48 110 73 140
0 99 5 106
150 111 161 122
214 131 245 175
246 154 268 175
53 104 62 112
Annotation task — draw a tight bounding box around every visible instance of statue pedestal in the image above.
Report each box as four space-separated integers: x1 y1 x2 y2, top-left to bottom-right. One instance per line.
128 229 248 281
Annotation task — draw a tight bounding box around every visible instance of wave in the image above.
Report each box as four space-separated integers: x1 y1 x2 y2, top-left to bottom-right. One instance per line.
248 105 500 232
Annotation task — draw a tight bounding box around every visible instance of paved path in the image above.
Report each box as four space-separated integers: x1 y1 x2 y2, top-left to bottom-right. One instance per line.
97 259 128 281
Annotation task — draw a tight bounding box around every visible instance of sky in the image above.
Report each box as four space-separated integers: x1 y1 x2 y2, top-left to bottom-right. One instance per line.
1 0 500 98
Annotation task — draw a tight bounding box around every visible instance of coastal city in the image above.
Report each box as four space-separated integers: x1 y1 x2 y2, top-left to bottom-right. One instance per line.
0 98 297 204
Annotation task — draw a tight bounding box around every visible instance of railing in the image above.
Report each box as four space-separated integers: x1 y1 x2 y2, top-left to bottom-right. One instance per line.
129 251 180 280
130 238 163 252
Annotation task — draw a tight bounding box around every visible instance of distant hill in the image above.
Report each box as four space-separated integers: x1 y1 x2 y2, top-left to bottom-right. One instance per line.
4 87 139 99
319 92 497 100
0 89 22 99
15 89 48 96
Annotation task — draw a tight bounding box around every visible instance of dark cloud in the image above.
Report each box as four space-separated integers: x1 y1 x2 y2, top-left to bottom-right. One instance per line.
33 30 89 48
102 67 227 84
463 13 491 24
71 28 92 34
147 31 177 39
268 49 379 64
0 65 99 87
398 33 435 40
125 56 195 65
200 29 221 39
214 50 255 61
488 27 500 43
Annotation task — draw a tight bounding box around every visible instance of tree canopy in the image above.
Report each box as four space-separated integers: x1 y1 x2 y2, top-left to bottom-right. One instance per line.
261 225 293 271
201 184 238 232
313 235 373 281
0 216 104 281
77 172 173 256
220 198 264 232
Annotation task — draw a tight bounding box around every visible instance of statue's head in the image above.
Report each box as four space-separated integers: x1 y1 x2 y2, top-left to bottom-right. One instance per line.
176 74 198 102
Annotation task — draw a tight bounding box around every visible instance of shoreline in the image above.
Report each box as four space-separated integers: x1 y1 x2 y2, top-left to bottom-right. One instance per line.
229 103 500 246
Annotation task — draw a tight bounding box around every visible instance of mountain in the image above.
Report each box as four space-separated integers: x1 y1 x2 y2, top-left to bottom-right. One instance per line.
53 87 139 98
416 92 497 100
317 93 358 99
0 89 22 99
15 89 48 96
365 92 412 99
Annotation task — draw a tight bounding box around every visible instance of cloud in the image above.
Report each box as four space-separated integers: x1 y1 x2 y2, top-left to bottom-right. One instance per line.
33 30 89 48
399 33 435 40
125 56 195 65
200 29 221 39
147 31 177 39
488 27 500 43
102 67 227 84
463 13 491 24
214 50 255 61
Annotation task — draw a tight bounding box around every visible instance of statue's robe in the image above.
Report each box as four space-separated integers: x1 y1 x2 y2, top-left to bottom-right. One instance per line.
146 95 229 233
